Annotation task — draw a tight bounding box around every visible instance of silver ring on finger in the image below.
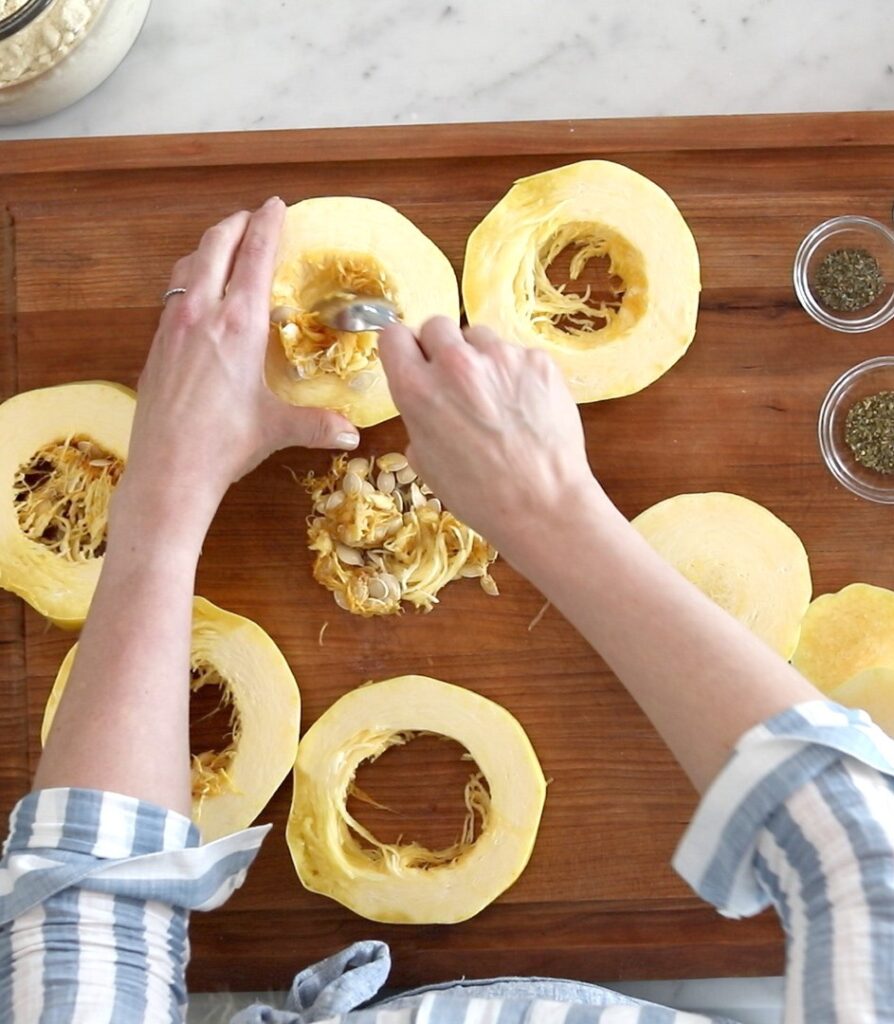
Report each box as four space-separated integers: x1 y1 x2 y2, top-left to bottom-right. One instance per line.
161 287 188 305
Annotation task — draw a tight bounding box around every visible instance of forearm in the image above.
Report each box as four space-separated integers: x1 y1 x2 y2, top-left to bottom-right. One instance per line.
33 482 211 815
502 484 821 793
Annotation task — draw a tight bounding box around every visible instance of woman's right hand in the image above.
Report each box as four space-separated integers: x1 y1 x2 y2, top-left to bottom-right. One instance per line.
377 317 608 551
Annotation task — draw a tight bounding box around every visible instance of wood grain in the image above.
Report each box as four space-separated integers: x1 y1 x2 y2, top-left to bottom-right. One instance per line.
0 205 28 806
3 112 894 990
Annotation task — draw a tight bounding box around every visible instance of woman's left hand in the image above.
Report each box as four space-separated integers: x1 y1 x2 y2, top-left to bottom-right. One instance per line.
118 197 360 544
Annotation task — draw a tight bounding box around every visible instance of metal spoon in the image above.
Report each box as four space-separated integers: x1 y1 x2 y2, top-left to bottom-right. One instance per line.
311 295 400 333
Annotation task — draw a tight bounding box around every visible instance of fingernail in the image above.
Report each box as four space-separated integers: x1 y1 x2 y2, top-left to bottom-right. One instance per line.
335 432 360 450
265 195 282 207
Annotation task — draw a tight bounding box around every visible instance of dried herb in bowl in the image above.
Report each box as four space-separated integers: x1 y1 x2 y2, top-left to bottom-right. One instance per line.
845 390 894 474
814 248 885 312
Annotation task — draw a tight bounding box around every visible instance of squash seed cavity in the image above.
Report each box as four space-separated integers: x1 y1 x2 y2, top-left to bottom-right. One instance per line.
530 221 646 346
190 660 241 807
301 452 499 617
345 730 491 871
272 252 401 385
13 436 124 561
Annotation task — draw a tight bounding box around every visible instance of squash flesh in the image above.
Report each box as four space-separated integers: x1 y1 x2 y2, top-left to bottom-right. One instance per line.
632 492 812 659
287 675 546 924
462 160 700 402
42 596 301 842
0 382 136 628
267 198 460 428
828 667 894 737
792 583 894 693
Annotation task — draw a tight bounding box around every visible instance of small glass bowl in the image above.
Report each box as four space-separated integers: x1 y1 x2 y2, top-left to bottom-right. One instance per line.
794 215 894 332
819 356 894 503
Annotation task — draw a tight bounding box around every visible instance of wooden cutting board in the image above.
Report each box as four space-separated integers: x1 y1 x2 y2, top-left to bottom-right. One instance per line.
2 112 894 992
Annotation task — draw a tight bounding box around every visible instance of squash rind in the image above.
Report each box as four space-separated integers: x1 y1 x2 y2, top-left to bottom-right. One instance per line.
792 583 894 693
632 492 812 659
41 596 301 842
286 675 546 924
266 198 460 427
462 160 701 403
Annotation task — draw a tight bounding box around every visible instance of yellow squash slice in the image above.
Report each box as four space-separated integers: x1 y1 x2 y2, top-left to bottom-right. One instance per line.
828 668 894 737
632 492 812 659
41 596 301 842
266 197 460 427
0 381 136 628
792 583 894 693
287 675 546 924
462 160 700 403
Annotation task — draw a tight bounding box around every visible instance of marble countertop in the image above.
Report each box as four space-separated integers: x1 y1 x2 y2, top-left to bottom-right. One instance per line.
1 0 892 140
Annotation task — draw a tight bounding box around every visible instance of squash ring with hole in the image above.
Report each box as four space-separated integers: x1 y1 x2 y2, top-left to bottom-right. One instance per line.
41 596 301 842
286 675 546 924
0 381 136 629
632 492 812 659
266 197 460 427
462 160 700 402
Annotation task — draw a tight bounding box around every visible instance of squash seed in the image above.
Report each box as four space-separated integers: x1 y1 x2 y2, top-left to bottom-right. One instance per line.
271 305 300 324
334 589 351 610
384 515 403 536
343 471 362 495
480 575 499 597
378 452 408 473
396 465 417 485
425 498 442 514
367 576 389 601
346 458 370 478
325 490 346 512
381 573 402 601
349 371 377 392
361 480 375 497
336 542 365 566
409 482 426 509
377 470 396 494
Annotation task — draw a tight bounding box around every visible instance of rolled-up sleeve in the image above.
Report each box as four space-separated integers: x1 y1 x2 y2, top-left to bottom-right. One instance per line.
674 700 894 1023
0 788 268 1023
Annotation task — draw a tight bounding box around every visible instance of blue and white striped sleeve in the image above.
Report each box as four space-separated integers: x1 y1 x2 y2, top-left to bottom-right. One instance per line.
674 700 894 1023
0 788 268 1023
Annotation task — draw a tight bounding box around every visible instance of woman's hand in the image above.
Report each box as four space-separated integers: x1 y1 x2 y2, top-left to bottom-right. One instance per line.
377 317 607 552
118 198 360 546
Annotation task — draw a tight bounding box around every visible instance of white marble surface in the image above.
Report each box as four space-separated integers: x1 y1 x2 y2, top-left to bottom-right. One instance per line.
1 0 893 140
3 0 877 1019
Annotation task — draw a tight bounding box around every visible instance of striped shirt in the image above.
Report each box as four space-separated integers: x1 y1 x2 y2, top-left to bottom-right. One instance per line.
1 700 893 1022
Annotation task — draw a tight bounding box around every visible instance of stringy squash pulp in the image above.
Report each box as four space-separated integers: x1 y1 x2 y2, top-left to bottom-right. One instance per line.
632 492 812 659
303 452 498 616
0 382 135 628
266 197 460 427
462 160 701 402
287 675 546 924
41 597 301 841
